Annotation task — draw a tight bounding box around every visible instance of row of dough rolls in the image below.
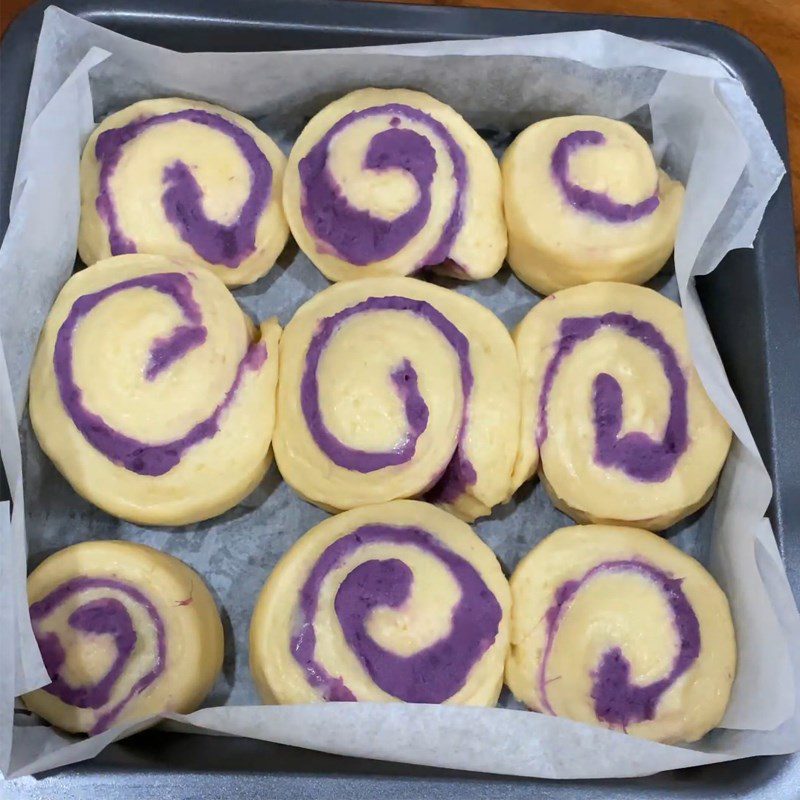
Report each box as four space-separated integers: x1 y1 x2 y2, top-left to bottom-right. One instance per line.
29 257 521 525
78 92 682 291
29 256 731 530
251 503 735 744
25 504 735 746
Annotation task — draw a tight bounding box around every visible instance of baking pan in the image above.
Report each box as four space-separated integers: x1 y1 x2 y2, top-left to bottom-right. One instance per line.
1 1 799 797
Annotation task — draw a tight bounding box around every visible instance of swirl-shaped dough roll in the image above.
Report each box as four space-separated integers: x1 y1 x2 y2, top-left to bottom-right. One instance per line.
274 277 520 521
29 254 280 525
506 525 736 743
79 98 289 287
283 88 506 282
503 116 684 294
513 282 731 530
250 500 510 705
23 540 223 735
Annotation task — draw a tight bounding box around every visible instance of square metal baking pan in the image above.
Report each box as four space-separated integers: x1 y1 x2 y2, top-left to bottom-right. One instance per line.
1 1 799 797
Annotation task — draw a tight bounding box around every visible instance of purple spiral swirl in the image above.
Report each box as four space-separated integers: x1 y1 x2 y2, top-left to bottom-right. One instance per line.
300 294 477 502
550 130 660 223
298 104 467 268
53 272 267 476
540 559 700 729
95 108 272 268
30 577 166 735
291 523 502 703
537 312 688 482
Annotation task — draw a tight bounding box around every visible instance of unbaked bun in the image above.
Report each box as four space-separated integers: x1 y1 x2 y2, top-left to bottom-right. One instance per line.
23 540 223 734
273 276 521 521
512 282 731 530
29 254 280 525
250 501 510 706
506 524 736 743
79 98 288 287
283 88 506 282
503 115 684 294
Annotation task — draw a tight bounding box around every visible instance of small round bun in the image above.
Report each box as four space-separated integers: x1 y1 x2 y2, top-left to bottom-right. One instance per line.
512 282 731 530
503 116 684 294
250 500 510 706
23 540 223 734
284 88 506 282
29 254 280 525
273 276 521 521
506 524 736 743
79 98 289 287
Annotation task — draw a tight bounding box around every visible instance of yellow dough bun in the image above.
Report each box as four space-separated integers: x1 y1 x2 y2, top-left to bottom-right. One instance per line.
273 276 521 522
79 98 289 287
502 115 684 295
23 540 223 735
250 500 510 706
29 254 280 526
512 282 731 530
283 88 506 282
505 524 736 743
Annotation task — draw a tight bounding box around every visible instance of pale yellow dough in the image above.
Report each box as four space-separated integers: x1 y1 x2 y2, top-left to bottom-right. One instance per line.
23 540 223 734
283 88 507 282
29 255 280 526
250 500 511 705
273 277 521 521
513 282 731 530
79 98 289 287
503 116 684 295
506 525 736 743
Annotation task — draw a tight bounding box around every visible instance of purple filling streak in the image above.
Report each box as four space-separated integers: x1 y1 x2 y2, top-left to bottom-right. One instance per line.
300 295 476 500
537 312 688 482
29 576 167 735
551 130 660 223
145 323 207 380
53 271 267 477
298 103 467 267
539 559 700 729
423 448 478 506
95 108 272 268
291 523 502 703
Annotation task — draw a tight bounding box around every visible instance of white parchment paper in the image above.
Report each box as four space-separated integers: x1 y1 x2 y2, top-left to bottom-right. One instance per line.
1 6 799 780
